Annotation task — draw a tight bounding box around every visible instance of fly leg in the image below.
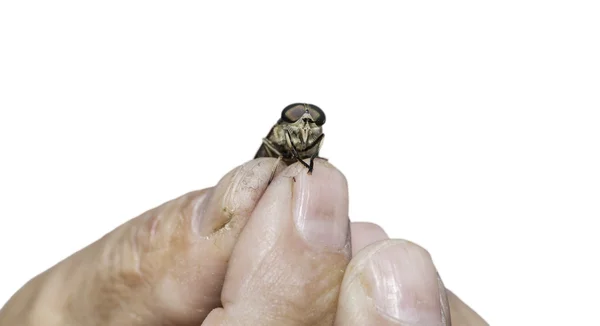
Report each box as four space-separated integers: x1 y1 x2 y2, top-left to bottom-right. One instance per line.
255 138 284 184
258 138 284 158
292 149 311 171
307 152 318 175
261 139 284 184
306 133 325 175
268 156 282 185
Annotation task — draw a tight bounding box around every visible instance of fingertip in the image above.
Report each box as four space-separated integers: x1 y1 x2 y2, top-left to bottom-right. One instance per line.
193 157 286 236
218 158 351 325
337 239 449 326
446 289 489 325
203 308 228 325
62 157 288 325
350 222 389 256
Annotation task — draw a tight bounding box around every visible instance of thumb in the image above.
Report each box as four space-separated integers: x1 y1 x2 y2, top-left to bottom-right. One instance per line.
0 158 285 326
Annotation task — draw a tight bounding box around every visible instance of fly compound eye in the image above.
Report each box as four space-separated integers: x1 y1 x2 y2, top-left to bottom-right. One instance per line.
281 103 308 123
281 103 326 126
307 104 326 126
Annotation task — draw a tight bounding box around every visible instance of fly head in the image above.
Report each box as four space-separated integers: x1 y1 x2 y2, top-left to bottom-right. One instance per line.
279 103 325 151
255 103 327 176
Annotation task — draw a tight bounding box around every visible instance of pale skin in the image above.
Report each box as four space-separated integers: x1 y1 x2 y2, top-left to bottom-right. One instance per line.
0 158 488 326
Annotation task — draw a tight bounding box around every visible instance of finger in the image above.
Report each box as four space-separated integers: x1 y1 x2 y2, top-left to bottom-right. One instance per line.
203 159 351 326
335 240 451 326
447 290 489 325
350 222 389 256
0 158 286 326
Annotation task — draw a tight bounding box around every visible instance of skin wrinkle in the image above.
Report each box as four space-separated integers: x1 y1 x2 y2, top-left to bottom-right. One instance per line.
249 246 345 323
342 242 380 324
218 161 350 326
224 159 269 219
233 222 286 305
224 199 282 307
96 220 159 323
59 191 205 324
0 158 488 326
194 170 236 237
72 160 300 324
337 240 450 326
198 158 285 237
150 158 284 323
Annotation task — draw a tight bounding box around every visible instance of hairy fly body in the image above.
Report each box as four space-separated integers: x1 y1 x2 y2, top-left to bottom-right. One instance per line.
255 103 326 176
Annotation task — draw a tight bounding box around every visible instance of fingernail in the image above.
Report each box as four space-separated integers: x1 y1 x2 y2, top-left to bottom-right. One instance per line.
193 158 282 236
292 162 349 250
190 190 211 235
366 241 446 325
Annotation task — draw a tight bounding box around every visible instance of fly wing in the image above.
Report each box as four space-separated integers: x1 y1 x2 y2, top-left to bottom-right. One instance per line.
254 125 278 159
254 142 272 158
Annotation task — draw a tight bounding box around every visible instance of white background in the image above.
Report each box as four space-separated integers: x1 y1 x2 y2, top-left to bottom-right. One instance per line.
1 1 599 325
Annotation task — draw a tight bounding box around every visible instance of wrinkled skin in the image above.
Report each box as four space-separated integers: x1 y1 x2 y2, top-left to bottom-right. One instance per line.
0 158 488 326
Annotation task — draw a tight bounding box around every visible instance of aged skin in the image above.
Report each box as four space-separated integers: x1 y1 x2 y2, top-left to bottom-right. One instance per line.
254 103 326 177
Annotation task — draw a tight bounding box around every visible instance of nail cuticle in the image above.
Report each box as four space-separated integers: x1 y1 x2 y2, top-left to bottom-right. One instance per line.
437 272 451 326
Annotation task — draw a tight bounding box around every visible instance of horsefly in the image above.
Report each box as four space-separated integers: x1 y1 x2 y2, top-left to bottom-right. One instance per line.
255 103 326 182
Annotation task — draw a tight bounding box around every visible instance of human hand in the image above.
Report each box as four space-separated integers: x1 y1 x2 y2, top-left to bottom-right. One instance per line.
0 158 487 325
